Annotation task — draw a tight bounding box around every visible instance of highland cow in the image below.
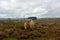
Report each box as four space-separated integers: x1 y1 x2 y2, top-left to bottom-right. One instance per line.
24 19 35 30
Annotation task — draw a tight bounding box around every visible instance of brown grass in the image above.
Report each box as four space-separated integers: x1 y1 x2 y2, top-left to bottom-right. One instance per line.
0 18 60 40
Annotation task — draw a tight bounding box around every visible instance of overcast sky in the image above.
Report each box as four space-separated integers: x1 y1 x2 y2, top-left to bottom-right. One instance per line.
0 0 60 18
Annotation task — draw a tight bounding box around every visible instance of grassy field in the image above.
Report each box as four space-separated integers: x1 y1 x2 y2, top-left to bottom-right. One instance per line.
0 18 60 40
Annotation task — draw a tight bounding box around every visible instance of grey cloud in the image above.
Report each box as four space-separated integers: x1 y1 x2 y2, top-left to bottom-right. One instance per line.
0 0 60 18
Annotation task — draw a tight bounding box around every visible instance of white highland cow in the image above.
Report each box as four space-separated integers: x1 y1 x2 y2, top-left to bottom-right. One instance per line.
24 19 35 30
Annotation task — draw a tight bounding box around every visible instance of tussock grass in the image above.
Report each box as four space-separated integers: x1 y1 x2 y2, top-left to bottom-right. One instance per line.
0 18 60 40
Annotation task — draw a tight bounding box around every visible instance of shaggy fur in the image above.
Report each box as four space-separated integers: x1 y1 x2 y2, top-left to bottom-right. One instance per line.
24 19 35 30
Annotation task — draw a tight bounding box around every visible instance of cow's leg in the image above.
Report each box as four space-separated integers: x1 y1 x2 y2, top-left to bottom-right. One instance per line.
24 23 27 30
30 25 33 30
25 26 27 30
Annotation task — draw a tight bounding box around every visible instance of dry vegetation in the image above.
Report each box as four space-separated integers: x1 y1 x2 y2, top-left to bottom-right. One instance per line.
0 18 60 40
